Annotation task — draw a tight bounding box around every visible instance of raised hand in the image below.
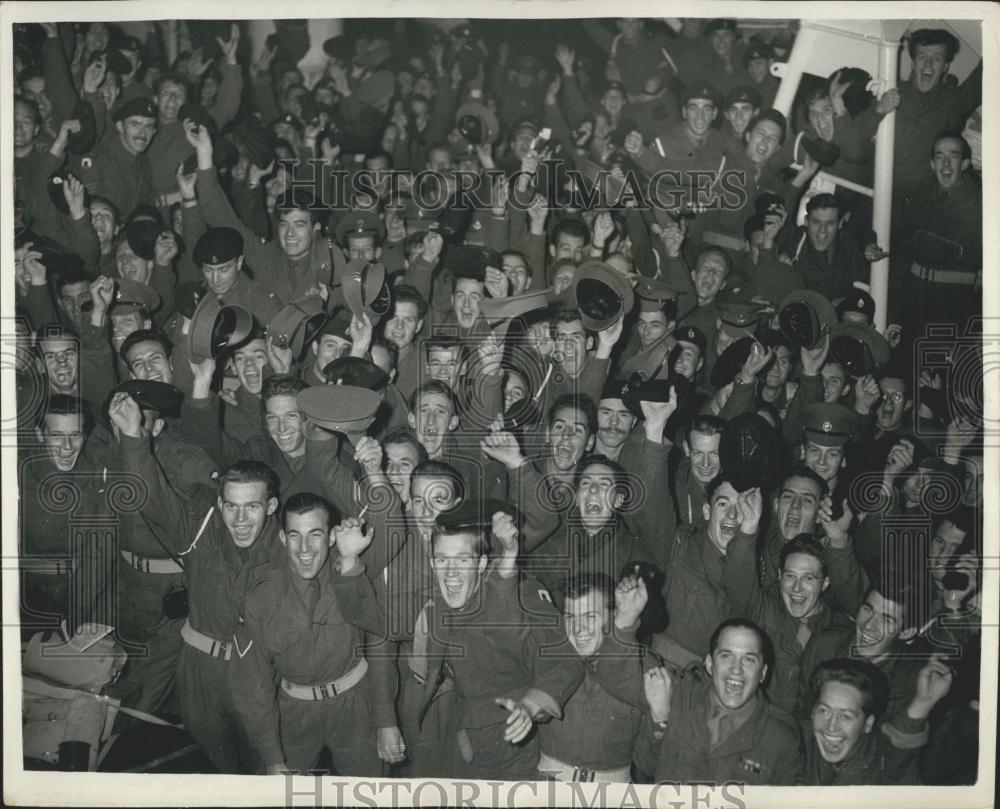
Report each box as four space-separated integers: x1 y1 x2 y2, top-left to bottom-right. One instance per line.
735 487 763 535
477 331 505 377
853 374 881 414
875 86 901 115
265 335 293 375
615 569 648 628
333 517 374 566
353 436 384 477
909 654 953 719
217 23 240 66
62 173 88 220
480 430 526 470
491 511 519 555
738 341 773 383
592 211 615 248
154 230 179 266
555 44 575 75
660 221 685 257
82 55 107 94
643 666 673 723
177 162 198 199
884 439 915 476
484 266 510 299
640 387 677 430
108 391 145 439
820 498 853 548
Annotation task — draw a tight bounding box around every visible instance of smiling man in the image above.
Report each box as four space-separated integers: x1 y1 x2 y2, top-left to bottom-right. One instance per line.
113 388 283 773
232 493 393 776
193 227 281 324
83 96 156 218
804 656 953 784
635 618 803 784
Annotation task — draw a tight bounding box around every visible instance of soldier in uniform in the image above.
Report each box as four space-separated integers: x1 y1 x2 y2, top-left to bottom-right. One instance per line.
80 96 156 218
231 493 395 775
110 389 282 773
192 227 282 325
635 618 804 784
744 42 780 110
804 656 953 784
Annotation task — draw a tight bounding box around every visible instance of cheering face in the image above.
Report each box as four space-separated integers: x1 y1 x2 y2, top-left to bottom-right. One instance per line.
576 462 624 531
545 406 594 472
409 475 460 535
116 240 153 285
779 553 828 619
706 626 767 711
385 301 422 350
682 99 718 139
155 80 187 123
281 507 333 580
13 100 38 150
804 441 844 483
278 209 314 260
503 370 527 411
747 57 770 85
384 441 421 501
40 337 80 394
764 345 792 389
202 257 243 297
704 481 740 550
57 281 93 331
812 681 874 764
912 43 949 93
431 531 487 609
90 200 118 246
774 476 823 540
687 430 721 483
452 278 483 330
554 318 589 377
409 392 458 458
636 310 671 350
424 346 461 388
855 590 907 659
596 398 635 450
552 233 586 264
876 378 909 431
807 97 835 142
928 520 966 582
564 589 610 658
21 76 53 121
602 88 627 118
117 116 156 155
219 480 277 549
110 312 148 352
264 394 307 457
233 339 268 396
820 363 848 403
709 29 735 59
552 265 576 296
124 339 172 384
313 334 352 374
725 101 756 136
39 412 86 472
806 206 839 252
931 136 968 191
672 341 702 381
746 119 782 165
502 255 530 295
691 251 728 302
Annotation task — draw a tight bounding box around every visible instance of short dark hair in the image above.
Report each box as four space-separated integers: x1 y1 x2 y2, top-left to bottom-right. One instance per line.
153 71 190 96
392 283 429 321
282 491 335 530
411 458 465 500
806 193 840 216
218 459 280 502
500 250 533 278
931 129 972 161
704 475 735 502
684 414 725 445
547 393 598 436
573 454 629 499
276 190 322 224
382 426 428 464
14 94 40 125
564 573 615 610
878 365 912 396
53 264 94 296
709 617 771 668
409 379 456 414
120 328 171 361
810 658 889 719
431 524 490 557
746 109 787 144
783 464 830 499
865 577 925 633
552 217 590 246
779 533 830 579
907 28 960 62
261 374 306 408
40 394 88 432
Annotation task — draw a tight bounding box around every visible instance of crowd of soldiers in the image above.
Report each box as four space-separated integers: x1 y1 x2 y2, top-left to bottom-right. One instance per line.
13 16 984 785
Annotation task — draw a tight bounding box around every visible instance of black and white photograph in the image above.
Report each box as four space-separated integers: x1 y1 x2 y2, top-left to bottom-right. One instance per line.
2 2 996 806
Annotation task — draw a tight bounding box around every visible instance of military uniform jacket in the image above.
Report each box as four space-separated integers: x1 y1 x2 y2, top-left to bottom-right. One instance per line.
421 571 585 735
82 135 154 218
634 666 804 784
231 555 395 767
540 624 653 771
118 432 279 642
723 530 855 714
658 524 734 661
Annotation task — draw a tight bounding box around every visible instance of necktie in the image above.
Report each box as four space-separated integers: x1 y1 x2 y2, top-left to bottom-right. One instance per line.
306 580 320 622
797 618 812 648
709 703 736 748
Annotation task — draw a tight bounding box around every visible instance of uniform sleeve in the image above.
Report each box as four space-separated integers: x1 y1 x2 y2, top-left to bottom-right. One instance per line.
590 625 646 710
825 542 867 617
770 725 805 785
625 436 676 570
207 62 244 130
781 372 822 448
508 461 562 553
721 530 767 620
229 593 285 769
196 166 271 271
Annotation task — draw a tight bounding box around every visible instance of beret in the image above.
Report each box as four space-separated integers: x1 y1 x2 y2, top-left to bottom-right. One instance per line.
674 325 707 354
622 373 692 419
682 81 722 107
711 336 756 390
725 85 762 110
704 18 737 36
836 288 876 321
109 379 183 418
744 42 775 64
193 227 243 266
112 96 157 123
